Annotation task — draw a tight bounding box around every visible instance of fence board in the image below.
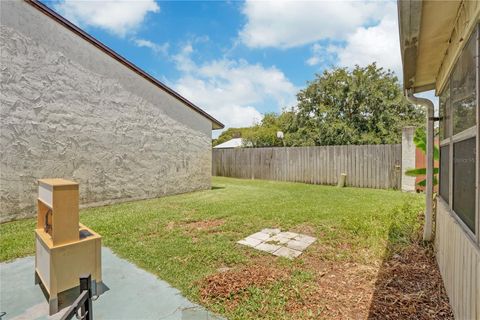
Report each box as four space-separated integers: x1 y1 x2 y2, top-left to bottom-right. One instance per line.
213 144 402 189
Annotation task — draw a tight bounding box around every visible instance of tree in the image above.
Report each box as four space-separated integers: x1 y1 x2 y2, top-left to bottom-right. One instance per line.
213 127 249 146
215 64 424 148
288 63 424 146
242 112 296 147
214 112 296 147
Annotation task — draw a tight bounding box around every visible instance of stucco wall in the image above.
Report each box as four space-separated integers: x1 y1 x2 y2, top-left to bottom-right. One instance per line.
0 1 214 222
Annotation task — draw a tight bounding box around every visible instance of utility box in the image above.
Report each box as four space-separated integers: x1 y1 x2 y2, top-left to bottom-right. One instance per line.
35 179 103 315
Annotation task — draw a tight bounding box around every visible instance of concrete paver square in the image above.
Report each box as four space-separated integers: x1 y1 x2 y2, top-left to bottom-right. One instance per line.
237 237 263 247
294 234 316 245
286 239 311 251
268 234 291 245
278 231 298 239
249 231 272 241
237 228 316 259
255 242 282 254
272 247 303 259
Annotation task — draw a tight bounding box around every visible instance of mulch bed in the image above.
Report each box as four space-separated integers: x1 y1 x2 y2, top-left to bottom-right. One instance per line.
367 242 453 319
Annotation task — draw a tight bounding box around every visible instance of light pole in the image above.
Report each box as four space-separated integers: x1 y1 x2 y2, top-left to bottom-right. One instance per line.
276 131 284 146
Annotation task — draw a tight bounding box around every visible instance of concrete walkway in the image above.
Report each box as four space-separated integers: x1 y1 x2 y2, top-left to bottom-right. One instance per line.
0 248 222 320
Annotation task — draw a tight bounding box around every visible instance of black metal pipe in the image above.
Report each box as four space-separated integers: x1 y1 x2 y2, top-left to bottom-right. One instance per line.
60 274 92 320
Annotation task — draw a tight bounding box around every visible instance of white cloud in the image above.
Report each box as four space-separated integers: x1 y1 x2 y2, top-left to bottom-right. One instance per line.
172 45 297 130
240 1 403 77
134 39 169 55
332 12 402 76
55 0 160 37
302 3 403 79
239 0 390 48
306 43 338 67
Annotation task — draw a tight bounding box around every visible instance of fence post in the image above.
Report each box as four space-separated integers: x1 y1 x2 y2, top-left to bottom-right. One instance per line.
401 126 416 192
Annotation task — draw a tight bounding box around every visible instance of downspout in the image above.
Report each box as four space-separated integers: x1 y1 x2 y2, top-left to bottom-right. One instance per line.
405 89 434 241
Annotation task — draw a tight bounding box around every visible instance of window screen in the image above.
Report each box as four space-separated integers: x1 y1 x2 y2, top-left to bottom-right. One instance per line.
453 137 476 232
452 32 476 135
439 82 451 140
439 145 449 203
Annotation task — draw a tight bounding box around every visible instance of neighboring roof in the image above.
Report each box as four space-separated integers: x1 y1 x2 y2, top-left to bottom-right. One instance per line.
213 138 244 149
25 0 224 130
397 0 462 93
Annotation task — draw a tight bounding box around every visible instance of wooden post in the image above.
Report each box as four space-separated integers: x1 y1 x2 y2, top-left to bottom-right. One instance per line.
337 173 347 187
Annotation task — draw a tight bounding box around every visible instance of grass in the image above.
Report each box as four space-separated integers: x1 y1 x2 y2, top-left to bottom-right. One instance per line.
0 177 424 319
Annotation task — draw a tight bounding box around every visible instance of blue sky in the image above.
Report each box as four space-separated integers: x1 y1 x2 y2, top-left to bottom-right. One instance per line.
43 0 436 137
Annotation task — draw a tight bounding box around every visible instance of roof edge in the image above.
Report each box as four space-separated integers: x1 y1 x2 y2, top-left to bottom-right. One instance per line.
25 0 224 129
397 0 424 92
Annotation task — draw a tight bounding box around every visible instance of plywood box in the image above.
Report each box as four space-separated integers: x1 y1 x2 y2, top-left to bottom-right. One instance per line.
35 179 103 315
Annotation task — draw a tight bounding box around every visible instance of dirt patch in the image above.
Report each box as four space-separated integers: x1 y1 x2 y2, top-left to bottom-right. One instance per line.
199 264 287 305
170 219 225 232
165 221 175 231
184 219 225 231
286 261 378 319
367 243 453 320
290 224 317 236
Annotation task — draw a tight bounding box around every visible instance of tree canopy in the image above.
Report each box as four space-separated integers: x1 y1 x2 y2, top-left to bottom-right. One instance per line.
214 64 425 147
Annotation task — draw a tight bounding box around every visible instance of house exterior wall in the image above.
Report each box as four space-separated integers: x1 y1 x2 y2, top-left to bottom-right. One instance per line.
435 198 480 320
0 1 213 222
435 0 480 94
433 3 480 318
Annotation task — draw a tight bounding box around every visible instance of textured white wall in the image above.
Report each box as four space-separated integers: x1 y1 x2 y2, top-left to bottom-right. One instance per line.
0 1 213 222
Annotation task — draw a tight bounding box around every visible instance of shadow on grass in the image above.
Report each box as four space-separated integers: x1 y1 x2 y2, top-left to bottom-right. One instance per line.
367 220 453 319
211 186 225 190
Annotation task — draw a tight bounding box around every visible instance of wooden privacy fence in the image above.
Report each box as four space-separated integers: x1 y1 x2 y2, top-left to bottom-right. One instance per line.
212 145 402 189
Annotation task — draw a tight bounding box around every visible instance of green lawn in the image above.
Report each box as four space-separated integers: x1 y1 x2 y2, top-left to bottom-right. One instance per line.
0 177 424 319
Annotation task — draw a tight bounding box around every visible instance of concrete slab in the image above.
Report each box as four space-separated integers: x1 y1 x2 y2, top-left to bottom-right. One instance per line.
255 243 281 254
272 247 303 259
0 248 223 320
294 234 316 245
237 228 316 259
260 228 281 236
285 239 311 251
267 234 290 245
278 231 298 239
237 237 263 248
248 232 271 241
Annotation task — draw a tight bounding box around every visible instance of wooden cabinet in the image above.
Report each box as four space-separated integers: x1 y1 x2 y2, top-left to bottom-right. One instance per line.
35 179 103 315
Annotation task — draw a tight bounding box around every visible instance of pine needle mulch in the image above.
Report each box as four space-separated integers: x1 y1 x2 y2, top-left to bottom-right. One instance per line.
367 242 453 320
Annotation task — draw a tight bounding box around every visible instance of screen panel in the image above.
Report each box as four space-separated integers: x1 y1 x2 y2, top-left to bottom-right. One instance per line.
452 31 476 135
439 145 449 203
453 137 476 232
439 82 451 141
